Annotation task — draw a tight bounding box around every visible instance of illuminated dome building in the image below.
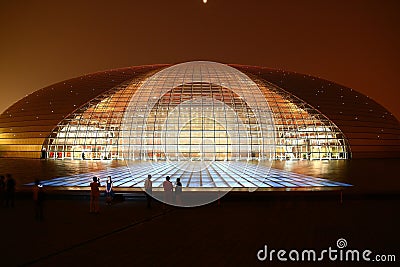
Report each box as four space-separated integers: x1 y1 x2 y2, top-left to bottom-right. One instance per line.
1 61 399 161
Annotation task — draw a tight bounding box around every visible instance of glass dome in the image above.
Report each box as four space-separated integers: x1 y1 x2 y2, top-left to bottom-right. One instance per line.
42 61 349 162
120 61 276 163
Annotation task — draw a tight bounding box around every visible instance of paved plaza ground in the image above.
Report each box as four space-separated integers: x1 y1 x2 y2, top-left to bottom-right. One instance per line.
1 158 399 266
1 192 398 266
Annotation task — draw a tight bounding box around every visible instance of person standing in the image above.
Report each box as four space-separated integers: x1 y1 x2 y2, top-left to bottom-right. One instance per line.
105 176 114 205
0 175 5 207
5 174 16 208
175 178 182 205
144 174 153 208
162 176 173 204
90 176 100 213
33 179 45 221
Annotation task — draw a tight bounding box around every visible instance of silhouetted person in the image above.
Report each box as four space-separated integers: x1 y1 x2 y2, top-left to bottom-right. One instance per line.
175 178 182 205
144 174 153 208
90 176 100 213
82 152 86 160
5 174 16 208
33 179 44 221
162 176 173 204
105 176 114 205
0 175 5 207
40 148 47 159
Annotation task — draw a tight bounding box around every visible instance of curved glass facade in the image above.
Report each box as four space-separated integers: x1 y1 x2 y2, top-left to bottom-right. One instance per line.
42 62 348 160
120 62 275 162
2 62 398 160
253 75 349 160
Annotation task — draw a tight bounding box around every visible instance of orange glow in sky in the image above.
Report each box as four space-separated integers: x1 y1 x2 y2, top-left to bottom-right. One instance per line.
0 0 399 120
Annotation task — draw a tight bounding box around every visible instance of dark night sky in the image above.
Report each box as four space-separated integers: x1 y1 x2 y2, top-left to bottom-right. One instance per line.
1 0 399 119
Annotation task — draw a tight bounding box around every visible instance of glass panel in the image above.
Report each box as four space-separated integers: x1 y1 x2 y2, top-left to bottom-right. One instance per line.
43 62 348 161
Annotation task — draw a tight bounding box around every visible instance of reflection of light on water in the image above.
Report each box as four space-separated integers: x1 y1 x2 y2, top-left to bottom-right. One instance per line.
6 158 400 193
24 161 351 189
271 160 350 182
8 157 400 200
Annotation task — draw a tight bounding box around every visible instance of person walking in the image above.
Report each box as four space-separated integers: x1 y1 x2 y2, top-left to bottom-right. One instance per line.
144 174 153 208
90 176 100 213
105 176 114 205
162 176 173 205
175 178 182 205
5 174 16 208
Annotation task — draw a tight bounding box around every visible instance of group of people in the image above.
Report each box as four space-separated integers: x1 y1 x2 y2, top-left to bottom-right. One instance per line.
0 174 16 208
1 172 184 216
1 175 45 221
144 175 183 208
89 176 114 213
89 174 183 212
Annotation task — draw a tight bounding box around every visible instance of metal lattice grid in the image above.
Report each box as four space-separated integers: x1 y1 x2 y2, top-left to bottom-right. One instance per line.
26 161 351 189
43 62 348 161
